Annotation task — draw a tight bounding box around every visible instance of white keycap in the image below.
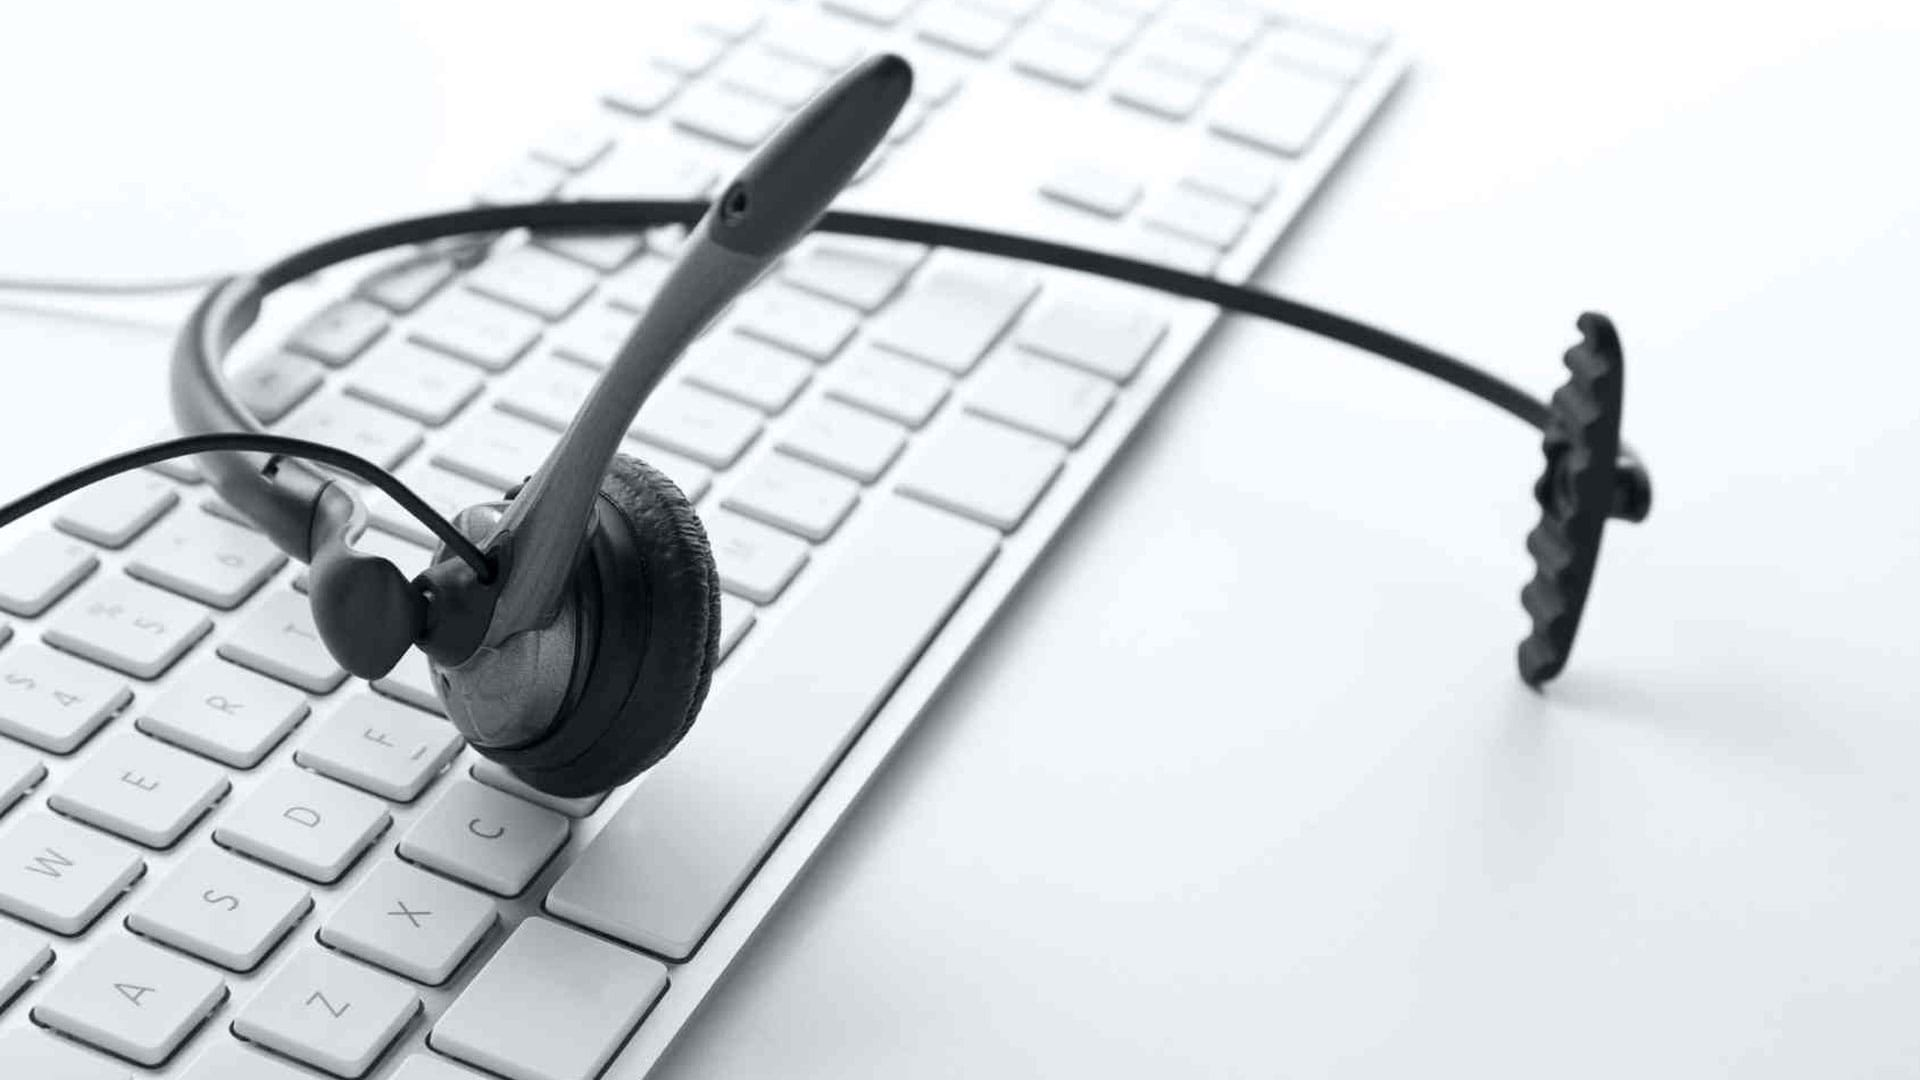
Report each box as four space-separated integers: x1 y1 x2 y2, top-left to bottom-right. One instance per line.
232 946 419 1079
601 253 675 312
183 1041 323 1080
623 443 713 504
127 512 288 609
781 236 925 312
1140 28 1238 83
135 659 309 768
717 47 828 108
724 454 861 542
705 510 811 603
344 340 485 426
296 694 462 802
827 344 952 428
432 411 560 491
495 355 596 432
915 0 1016 57
366 462 502 549
603 66 683 116
399 778 571 897
1110 60 1208 120
290 298 388 366
966 349 1116 445
869 255 1040 374
0 641 131 753
408 290 544 372
548 498 997 958
432 918 666 1080
548 302 641 369
277 395 424 471
1040 0 1141 48
357 255 457 314
629 383 764 469
1268 25 1373 83
1123 223 1220 275
649 24 729 76
567 138 719 202
214 768 389 884
1210 63 1346 155
969 0 1044 16
731 283 860 361
476 155 567 205
0 811 143 934
682 334 814 413
0 739 46 816
0 915 52 1006
718 593 755 661
372 648 445 717
777 398 909 483
1011 26 1111 88
128 846 312 971
218 592 347 695
232 351 327 424
32 934 226 1066
0 1027 129 1078
1168 1 1266 44
824 0 915 25
1040 160 1143 217
1141 184 1251 249
49 732 229 848
320 859 494 985
695 1 764 40
530 123 614 172
673 83 786 148
0 531 97 618
762 12 866 71
464 245 599 321
467 760 608 820
534 230 647 273
54 473 178 549
1182 138 1280 208
1017 288 1169 382
898 413 1065 531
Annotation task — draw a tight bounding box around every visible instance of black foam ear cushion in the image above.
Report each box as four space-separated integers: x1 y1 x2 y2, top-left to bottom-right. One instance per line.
481 454 720 796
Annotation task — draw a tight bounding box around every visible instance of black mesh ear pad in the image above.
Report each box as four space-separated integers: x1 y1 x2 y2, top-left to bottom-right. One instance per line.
476 454 721 797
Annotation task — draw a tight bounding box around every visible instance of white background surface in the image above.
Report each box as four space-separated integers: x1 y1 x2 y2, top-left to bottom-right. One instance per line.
3 1 1918 1075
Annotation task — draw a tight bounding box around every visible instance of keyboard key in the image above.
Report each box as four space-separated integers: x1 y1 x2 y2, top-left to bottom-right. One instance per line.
781 236 926 312
534 230 647 272
1110 60 1208 120
0 531 97 618
290 298 388 366
0 740 46 817
530 123 614 172
603 66 683 116
827 344 952 428
494 354 596 432
0 916 52 1008
468 760 607 819
673 83 787 149
681 334 814 413
232 351 327 424
777 397 909 482
566 139 719 202
464 245 599 321
1010 26 1110 88
295 694 461 802
762 13 867 71
277 395 424 472
824 0 917 25
49 732 228 848
547 498 997 959
218 592 347 696
0 1027 129 1077
372 649 445 717
1141 184 1251 248
649 24 729 76
548 302 641 369
732 282 860 361
1017 289 1168 381
399 779 569 897
724 454 861 542
31 934 226 1066
320 859 494 985
916 0 1017 57
127 512 288 609
717 47 829 108
54 473 178 549
705 510 811 603
44 576 211 681
695 1 763 40
1182 138 1280 208
0 642 129 753
432 918 666 1080
1167 1 1266 45
1269 25 1373 83
127 846 311 971
432 411 560 490
357 255 457 314
718 593 755 661
1210 64 1345 155
869 255 1039 374
476 155 567 205
1139 27 1238 83
408 290 544 372
232 946 419 1079
183 1041 323 1080
629 383 763 469
214 768 389 884
366 462 501 549
0 811 143 933
1040 160 1144 217
1123 223 1221 275
966 349 1115 445
898 412 1065 531
344 340 485 427
135 658 310 768
1040 0 1141 49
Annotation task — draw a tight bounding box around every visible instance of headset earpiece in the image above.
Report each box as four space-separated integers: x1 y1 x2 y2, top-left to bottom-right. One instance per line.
441 454 720 796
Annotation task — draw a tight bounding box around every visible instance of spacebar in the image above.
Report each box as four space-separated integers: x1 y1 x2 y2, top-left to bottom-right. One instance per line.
545 496 1000 960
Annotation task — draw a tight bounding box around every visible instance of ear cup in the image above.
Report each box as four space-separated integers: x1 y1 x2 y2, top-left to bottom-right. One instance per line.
470 453 720 796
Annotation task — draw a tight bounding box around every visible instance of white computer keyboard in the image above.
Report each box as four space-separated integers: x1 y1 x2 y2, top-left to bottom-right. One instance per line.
0 1 1406 1076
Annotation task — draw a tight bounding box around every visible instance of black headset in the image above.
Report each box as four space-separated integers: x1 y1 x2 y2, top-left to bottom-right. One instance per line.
0 55 1652 797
